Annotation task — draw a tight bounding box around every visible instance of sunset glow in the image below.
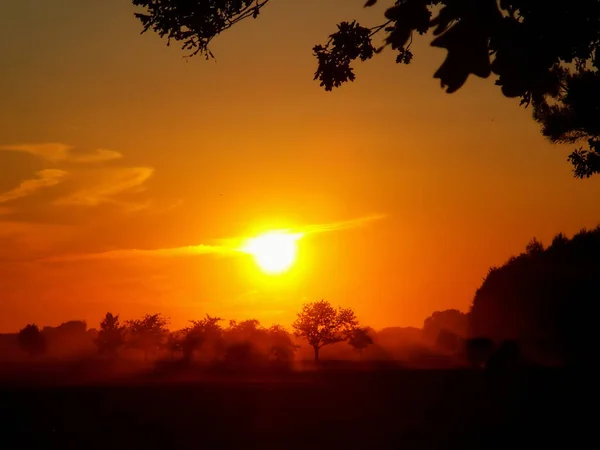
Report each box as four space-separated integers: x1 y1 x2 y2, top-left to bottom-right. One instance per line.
2 0 600 334
241 231 303 275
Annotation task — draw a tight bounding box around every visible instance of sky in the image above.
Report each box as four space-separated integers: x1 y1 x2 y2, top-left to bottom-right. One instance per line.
1 0 599 332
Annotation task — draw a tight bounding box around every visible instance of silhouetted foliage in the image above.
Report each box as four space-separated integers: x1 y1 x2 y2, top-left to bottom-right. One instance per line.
348 327 374 356
292 300 358 361
180 314 223 362
464 337 495 368
44 320 87 335
132 0 268 59
126 313 170 361
222 341 266 369
17 324 46 357
485 340 522 372
422 309 468 345
135 1 600 177
435 329 461 354
266 324 298 362
470 227 600 366
223 319 297 365
96 313 126 355
525 238 544 256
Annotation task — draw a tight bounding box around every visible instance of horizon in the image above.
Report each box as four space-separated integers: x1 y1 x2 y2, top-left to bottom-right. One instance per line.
2 0 600 333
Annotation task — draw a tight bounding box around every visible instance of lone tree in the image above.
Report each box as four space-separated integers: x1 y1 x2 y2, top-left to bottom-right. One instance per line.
17 324 47 357
133 1 600 177
126 313 170 361
348 327 374 357
96 313 126 355
292 300 358 361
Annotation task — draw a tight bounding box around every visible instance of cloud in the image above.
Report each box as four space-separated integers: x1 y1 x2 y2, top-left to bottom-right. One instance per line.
53 167 154 207
40 213 387 263
42 244 236 263
0 169 68 204
67 149 123 163
0 143 122 163
297 213 387 235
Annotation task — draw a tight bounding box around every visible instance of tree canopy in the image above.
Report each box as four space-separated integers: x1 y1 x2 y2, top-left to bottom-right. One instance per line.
292 299 358 361
348 327 374 356
132 0 600 177
422 309 468 344
96 313 126 355
17 324 47 357
469 227 600 366
126 313 170 361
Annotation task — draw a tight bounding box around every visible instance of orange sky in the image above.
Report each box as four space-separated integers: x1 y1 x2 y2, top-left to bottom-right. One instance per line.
1 0 599 332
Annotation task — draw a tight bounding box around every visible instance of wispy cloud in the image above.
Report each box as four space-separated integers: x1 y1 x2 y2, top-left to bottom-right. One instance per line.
40 213 387 263
0 143 122 163
0 169 68 204
53 167 154 207
42 244 237 263
296 213 387 235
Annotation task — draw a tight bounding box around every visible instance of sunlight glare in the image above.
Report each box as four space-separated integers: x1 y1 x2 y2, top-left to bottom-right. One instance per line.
241 231 303 275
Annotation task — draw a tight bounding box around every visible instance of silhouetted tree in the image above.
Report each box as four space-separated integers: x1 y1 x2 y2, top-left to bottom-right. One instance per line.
41 320 90 356
133 1 600 177
435 329 461 354
525 238 544 256
166 331 183 360
18 324 46 357
181 314 223 362
470 227 600 366
485 340 522 372
348 327 374 357
223 320 297 363
267 324 298 362
96 313 126 355
126 313 170 361
422 309 468 345
292 300 358 361
223 341 266 369
464 337 495 368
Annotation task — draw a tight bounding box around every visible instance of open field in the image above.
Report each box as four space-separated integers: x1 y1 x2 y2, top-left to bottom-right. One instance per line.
0 365 586 450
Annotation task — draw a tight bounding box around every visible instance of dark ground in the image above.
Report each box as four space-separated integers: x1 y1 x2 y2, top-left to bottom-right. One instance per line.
0 366 588 450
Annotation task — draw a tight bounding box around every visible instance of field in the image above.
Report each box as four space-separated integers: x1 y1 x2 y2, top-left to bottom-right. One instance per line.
0 364 584 450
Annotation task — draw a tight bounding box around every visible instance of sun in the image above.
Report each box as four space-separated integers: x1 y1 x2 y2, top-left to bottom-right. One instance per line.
241 231 303 274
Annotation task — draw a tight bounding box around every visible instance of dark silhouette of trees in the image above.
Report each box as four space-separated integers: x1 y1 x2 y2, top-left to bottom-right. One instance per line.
422 309 468 346
17 324 46 357
485 340 522 372
133 1 600 177
470 227 600 366
222 320 296 366
267 324 298 362
180 314 223 362
132 0 269 59
435 329 461 354
126 313 170 361
96 313 126 355
464 337 495 368
292 300 358 361
348 327 374 357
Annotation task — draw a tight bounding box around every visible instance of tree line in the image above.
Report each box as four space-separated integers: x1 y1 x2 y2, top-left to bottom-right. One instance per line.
17 300 373 364
13 226 599 368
